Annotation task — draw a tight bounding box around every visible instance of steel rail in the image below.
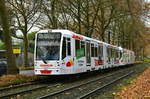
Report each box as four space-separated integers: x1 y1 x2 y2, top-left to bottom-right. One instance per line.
0 81 39 92
77 71 134 99
0 78 54 92
37 69 129 99
0 83 61 98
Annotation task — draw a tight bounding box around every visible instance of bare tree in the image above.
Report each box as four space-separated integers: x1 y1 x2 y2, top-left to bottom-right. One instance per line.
40 0 147 59
0 0 18 74
7 0 43 67
41 0 59 29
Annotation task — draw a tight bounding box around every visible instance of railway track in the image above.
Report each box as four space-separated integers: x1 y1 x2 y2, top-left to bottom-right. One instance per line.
0 81 39 92
77 71 134 99
37 68 134 99
0 83 61 98
0 77 60 92
0 63 146 99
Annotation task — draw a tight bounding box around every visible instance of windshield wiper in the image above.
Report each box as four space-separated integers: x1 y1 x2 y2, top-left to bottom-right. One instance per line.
41 57 47 64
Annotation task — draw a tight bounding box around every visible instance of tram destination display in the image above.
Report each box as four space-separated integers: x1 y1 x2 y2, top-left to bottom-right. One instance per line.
37 33 61 46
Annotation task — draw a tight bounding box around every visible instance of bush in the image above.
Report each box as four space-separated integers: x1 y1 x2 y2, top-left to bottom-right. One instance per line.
143 58 150 62
0 43 5 50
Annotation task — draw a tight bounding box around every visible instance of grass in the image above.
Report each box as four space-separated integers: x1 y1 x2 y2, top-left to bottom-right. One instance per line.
0 74 44 87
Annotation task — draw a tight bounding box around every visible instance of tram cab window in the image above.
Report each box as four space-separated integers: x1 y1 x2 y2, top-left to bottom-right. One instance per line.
36 33 61 60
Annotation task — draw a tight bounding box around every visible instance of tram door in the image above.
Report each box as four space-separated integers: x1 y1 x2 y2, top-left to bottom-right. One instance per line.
86 41 91 66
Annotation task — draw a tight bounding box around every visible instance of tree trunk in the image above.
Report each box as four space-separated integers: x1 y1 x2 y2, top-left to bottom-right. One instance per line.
22 14 29 67
23 33 29 67
101 29 105 42
51 0 58 28
77 0 81 34
0 0 18 74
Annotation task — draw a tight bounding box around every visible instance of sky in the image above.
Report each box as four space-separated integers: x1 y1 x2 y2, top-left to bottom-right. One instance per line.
145 0 150 27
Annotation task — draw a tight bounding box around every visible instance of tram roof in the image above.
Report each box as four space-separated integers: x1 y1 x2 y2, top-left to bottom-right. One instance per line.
38 29 104 43
37 29 134 53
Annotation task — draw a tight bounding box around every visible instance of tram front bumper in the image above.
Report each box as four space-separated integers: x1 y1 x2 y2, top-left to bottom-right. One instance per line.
34 68 61 75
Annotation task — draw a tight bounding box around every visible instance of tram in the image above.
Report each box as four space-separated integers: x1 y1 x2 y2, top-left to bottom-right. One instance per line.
34 29 135 75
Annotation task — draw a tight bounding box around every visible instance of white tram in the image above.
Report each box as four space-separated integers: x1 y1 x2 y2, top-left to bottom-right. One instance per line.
34 29 135 75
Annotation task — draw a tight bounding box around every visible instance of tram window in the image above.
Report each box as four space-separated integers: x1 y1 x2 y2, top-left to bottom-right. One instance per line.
114 49 117 58
119 51 122 59
107 47 111 62
67 38 70 41
81 41 85 48
81 41 85 56
95 46 98 57
116 50 119 58
112 49 115 58
67 38 71 56
114 49 116 58
98 44 103 58
107 47 109 57
120 51 122 58
75 39 80 56
114 50 116 58
107 47 111 58
91 44 94 57
107 47 109 56
62 37 66 59
108 48 110 57
110 48 112 58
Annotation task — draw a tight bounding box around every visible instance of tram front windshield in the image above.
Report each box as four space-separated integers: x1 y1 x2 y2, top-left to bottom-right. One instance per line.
36 32 61 60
